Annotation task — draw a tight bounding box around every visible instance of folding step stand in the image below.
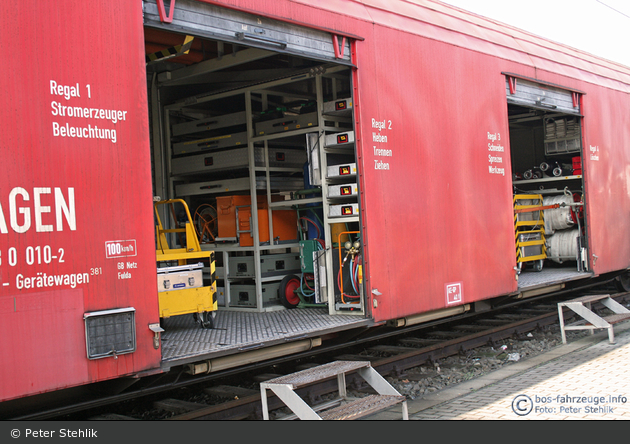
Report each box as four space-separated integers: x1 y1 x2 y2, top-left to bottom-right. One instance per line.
260 361 408 420
558 294 630 344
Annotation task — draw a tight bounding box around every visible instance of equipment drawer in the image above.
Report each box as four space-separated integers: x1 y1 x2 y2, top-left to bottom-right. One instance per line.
229 252 301 277
229 282 281 307
171 147 306 176
254 112 318 136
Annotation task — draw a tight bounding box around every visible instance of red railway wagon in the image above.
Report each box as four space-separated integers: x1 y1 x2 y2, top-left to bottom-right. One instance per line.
2 0 630 414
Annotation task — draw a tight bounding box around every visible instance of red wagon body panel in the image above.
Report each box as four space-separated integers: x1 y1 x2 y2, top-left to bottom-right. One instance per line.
188 0 630 322
0 1 159 401
354 25 519 320
2 0 630 403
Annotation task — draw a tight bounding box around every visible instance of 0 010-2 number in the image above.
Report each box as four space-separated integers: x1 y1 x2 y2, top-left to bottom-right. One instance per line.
0 246 65 266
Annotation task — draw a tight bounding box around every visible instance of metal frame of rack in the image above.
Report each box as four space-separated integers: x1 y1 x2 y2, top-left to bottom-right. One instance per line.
154 65 364 314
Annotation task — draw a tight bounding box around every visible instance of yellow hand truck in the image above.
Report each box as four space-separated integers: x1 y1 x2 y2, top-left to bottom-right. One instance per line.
155 198 217 328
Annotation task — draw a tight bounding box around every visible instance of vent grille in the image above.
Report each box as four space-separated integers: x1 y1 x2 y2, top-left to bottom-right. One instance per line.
84 308 136 359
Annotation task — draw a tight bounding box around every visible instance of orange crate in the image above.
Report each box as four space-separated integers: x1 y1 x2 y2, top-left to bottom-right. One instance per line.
216 195 297 246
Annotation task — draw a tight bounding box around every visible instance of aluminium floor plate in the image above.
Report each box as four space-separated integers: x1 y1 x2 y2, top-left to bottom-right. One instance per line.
517 266 591 290
159 307 372 367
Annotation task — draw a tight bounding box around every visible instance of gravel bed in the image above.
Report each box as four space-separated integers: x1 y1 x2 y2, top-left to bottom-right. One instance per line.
380 325 590 400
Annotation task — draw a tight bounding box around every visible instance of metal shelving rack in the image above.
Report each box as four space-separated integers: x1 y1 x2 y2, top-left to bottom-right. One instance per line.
157 65 364 314
313 75 363 315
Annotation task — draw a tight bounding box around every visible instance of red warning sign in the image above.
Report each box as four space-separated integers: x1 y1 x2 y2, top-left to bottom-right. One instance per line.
445 282 463 305
337 134 349 144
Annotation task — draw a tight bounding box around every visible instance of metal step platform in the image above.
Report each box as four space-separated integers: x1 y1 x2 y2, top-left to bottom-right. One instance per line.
558 294 630 344
260 360 408 420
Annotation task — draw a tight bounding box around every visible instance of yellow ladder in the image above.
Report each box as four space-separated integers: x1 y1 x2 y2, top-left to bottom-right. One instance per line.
514 194 547 272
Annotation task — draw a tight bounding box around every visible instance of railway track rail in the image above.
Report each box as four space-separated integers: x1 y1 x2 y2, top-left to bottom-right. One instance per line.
13 289 630 421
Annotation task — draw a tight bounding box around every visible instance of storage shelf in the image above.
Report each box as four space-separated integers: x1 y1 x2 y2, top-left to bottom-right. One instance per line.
324 131 355 151
323 144 355 154
268 197 323 208
201 242 301 252
326 174 357 182
327 215 360 223
327 196 358 202
514 175 581 185
226 275 289 282
176 176 306 196
323 98 353 117
253 166 305 173
251 126 318 143
323 109 353 118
